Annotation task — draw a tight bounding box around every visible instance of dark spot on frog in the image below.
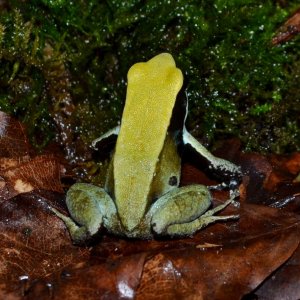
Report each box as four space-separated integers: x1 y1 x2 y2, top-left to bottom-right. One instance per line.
169 176 177 186
22 227 32 236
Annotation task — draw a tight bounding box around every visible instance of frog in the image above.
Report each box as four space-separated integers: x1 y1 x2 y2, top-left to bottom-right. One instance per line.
52 53 242 242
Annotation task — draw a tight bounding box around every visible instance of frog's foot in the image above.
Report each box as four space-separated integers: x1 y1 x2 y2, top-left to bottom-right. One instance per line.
50 207 90 243
167 195 239 236
208 181 240 206
208 182 228 191
149 185 239 237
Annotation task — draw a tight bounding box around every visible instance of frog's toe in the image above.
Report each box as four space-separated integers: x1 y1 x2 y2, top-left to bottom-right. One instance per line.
166 212 239 237
50 207 90 244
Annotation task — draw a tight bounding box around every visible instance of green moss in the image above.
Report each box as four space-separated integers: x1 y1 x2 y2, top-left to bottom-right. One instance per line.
0 10 54 149
0 1 299 157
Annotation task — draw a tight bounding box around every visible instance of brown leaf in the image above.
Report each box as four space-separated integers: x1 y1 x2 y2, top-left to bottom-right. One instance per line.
1 155 64 200
31 254 147 300
0 191 89 297
0 287 21 300
272 8 300 44
135 226 299 300
0 112 32 158
269 152 300 179
20 200 300 300
255 243 300 299
236 151 300 209
1 114 300 299
0 112 65 200
236 152 273 204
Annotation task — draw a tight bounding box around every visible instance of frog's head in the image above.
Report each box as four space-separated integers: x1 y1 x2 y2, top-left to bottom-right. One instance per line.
113 53 183 233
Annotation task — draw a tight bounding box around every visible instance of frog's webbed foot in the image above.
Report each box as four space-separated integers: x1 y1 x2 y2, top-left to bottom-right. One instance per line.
149 185 239 237
50 207 90 243
208 180 240 206
167 195 239 236
51 183 119 243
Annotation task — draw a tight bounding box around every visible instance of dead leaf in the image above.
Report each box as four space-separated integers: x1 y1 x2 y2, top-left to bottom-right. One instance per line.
1 113 300 299
0 112 65 201
17 200 300 300
135 225 299 300
0 191 89 296
1 155 64 199
0 112 32 158
255 242 300 299
272 8 300 44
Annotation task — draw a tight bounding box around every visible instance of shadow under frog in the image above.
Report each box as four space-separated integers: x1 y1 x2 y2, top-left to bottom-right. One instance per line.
52 53 242 242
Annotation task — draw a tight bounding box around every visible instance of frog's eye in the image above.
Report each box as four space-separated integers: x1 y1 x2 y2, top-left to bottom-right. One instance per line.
168 176 178 186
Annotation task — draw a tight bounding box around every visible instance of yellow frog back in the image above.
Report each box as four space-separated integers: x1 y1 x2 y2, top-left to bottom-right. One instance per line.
113 53 183 231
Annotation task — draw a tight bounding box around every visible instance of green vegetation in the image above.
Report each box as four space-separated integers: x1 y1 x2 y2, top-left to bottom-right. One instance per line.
0 1 299 158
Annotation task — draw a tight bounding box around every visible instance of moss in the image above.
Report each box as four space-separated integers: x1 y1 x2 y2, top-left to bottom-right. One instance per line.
0 10 55 149
0 1 299 157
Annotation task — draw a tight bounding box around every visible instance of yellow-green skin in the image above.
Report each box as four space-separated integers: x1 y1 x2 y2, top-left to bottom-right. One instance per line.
52 53 241 242
114 54 184 231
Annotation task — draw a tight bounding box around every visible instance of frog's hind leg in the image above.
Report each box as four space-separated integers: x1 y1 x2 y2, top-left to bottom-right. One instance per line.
167 195 239 236
149 185 238 237
51 183 119 243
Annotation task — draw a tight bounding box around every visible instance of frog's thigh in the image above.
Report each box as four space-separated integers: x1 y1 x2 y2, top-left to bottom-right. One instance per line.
54 183 117 242
166 198 238 236
150 185 238 236
150 185 212 235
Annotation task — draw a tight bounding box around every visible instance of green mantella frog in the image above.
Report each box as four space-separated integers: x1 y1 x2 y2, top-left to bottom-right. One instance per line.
52 53 242 242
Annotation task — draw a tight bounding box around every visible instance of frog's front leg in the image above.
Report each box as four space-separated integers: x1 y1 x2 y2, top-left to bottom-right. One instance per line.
148 185 239 237
182 127 242 187
51 183 121 243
